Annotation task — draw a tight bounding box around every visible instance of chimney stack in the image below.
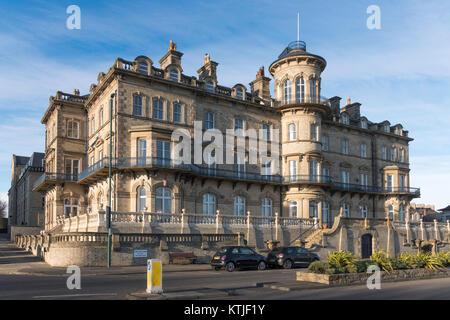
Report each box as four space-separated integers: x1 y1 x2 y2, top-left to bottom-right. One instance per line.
249 66 271 101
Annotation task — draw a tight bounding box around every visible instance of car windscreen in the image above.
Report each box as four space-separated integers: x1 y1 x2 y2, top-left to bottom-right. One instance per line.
215 247 229 255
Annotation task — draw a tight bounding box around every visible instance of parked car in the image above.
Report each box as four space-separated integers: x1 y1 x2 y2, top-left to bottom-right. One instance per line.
267 246 320 269
211 246 267 272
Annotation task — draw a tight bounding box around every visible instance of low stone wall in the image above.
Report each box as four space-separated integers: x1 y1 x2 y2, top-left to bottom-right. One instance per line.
15 232 244 267
297 268 450 287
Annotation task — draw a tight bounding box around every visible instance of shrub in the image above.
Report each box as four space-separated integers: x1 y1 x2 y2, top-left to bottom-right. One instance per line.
435 251 450 267
370 250 394 272
327 250 355 268
345 260 370 273
326 265 347 274
417 252 446 270
307 261 330 274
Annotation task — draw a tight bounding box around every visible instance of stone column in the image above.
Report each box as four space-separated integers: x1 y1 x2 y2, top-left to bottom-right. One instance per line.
275 212 279 241
215 209 220 234
180 208 186 234
420 219 425 241
434 219 440 241
318 201 323 228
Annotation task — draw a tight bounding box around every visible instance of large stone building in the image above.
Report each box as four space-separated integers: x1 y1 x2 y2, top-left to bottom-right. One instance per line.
34 40 419 229
8 153 45 229
23 39 445 266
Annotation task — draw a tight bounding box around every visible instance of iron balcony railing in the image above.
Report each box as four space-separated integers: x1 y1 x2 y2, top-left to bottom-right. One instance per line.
33 172 78 189
283 175 333 184
45 157 420 196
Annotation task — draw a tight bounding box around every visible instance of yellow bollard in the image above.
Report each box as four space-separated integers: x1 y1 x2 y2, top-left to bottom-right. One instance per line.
146 259 163 294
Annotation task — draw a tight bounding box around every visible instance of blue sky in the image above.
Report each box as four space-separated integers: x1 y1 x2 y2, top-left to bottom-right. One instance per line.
1 0 449 210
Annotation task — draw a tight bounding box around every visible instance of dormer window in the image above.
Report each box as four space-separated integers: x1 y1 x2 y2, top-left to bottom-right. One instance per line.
341 114 349 125
206 81 214 93
169 69 178 82
384 123 390 133
138 61 148 75
361 119 367 129
236 88 243 100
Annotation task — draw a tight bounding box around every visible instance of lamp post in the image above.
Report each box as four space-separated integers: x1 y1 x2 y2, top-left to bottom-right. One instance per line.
107 92 115 268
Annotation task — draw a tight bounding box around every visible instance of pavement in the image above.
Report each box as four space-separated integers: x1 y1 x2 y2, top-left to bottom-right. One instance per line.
1 235 450 300
0 235 212 276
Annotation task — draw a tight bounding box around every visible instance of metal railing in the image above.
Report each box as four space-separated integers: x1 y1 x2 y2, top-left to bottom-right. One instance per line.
43 157 420 196
33 172 78 189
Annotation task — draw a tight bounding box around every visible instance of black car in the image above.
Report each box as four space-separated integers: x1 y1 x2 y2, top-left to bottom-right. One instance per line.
267 246 320 269
211 246 267 272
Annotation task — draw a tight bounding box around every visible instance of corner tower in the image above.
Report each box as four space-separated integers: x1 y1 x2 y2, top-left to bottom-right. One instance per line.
270 41 330 221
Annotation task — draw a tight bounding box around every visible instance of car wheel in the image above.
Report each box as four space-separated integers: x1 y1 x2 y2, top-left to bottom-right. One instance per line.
226 262 236 272
257 261 266 271
283 259 293 269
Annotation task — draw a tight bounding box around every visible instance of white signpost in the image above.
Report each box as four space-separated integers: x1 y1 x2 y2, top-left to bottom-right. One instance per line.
146 259 163 294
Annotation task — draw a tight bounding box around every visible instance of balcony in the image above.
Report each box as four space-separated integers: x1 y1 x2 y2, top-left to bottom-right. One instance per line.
332 182 420 196
33 172 78 191
283 175 333 185
73 157 421 197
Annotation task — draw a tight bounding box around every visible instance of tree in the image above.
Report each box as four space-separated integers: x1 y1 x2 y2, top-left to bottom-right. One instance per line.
0 200 7 218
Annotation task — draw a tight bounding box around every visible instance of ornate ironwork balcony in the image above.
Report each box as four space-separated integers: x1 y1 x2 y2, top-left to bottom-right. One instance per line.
33 172 78 191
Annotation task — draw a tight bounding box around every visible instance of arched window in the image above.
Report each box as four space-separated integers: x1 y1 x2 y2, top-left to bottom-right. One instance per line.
288 123 296 141
138 61 148 75
234 196 245 216
295 77 305 103
169 69 178 82
133 94 143 116
283 79 292 104
156 187 172 213
137 187 146 212
289 201 298 217
202 193 216 215
236 88 243 100
261 198 272 217
310 78 316 103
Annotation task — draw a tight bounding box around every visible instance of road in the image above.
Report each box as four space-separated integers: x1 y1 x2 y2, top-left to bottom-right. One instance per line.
1 236 449 300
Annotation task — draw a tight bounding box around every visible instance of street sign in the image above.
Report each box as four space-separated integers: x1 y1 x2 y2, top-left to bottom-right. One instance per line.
146 259 163 294
133 249 148 258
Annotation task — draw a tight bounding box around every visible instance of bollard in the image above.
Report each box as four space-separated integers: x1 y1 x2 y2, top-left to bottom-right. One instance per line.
146 259 163 294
